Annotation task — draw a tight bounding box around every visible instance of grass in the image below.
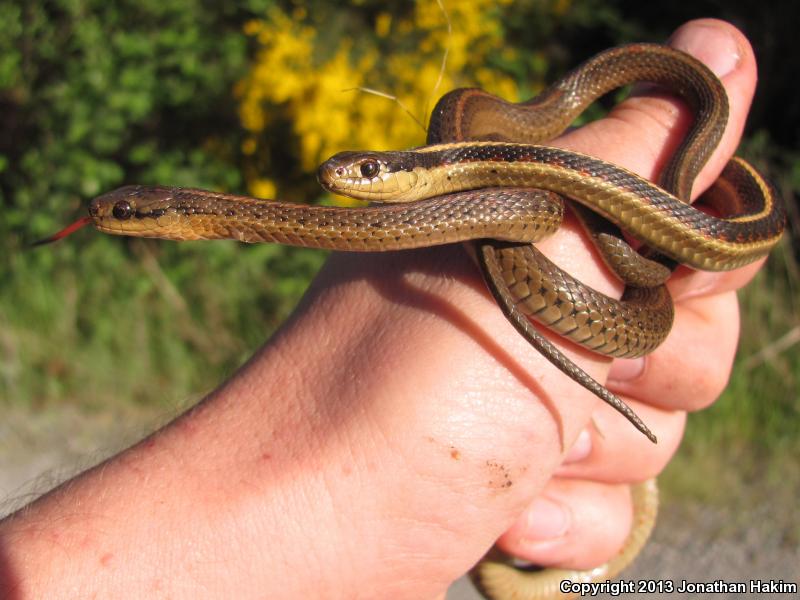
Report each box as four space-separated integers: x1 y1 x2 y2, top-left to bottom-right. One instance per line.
0 236 324 410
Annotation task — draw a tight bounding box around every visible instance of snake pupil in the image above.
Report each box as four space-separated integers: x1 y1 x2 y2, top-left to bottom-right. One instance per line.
112 200 133 220
359 160 379 179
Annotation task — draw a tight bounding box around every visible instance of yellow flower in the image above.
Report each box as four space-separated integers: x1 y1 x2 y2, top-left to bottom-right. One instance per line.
250 178 277 200
241 138 257 156
375 12 392 37
236 0 543 201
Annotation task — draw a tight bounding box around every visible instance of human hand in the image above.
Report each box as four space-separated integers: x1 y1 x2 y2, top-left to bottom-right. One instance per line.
490 18 762 569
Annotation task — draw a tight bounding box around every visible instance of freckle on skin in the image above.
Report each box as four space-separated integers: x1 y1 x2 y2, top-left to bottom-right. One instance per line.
99 553 113 567
260 452 272 461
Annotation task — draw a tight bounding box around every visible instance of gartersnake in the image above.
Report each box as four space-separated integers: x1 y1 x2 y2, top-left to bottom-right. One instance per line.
39 44 784 600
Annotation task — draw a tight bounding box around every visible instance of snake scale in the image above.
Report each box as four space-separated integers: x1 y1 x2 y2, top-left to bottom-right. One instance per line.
39 44 784 599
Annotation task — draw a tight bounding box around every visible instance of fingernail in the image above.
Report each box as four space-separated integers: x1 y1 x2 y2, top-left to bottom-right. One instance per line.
522 496 570 541
669 23 741 77
609 357 645 381
564 428 592 463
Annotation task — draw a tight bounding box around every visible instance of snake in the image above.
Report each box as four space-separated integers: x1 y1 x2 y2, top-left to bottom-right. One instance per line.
38 44 784 599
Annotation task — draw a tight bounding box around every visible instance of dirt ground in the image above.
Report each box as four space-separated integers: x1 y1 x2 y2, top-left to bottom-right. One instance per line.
2 405 797 599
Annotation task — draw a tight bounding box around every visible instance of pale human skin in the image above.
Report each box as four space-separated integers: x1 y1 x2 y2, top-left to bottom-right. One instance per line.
0 19 765 600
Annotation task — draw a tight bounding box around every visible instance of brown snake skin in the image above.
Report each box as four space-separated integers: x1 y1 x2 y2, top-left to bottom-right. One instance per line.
40 44 785 600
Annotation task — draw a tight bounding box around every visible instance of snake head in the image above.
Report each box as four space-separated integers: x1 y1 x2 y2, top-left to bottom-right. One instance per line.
32 185 173 245
317 150 422 202
88 186 138 222
85 185 184 236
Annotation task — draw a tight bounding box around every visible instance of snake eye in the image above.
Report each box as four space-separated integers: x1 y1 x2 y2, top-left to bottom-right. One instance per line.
359 160 380 179
112 200 133 220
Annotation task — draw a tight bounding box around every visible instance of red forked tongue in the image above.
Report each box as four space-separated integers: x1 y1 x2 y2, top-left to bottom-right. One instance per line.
31 216 93 247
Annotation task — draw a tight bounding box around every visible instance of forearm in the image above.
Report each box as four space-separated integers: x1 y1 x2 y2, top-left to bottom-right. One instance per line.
0 248 570 599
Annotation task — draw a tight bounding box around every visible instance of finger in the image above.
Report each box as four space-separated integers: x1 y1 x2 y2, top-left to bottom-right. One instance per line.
556 402 686 483
479 407 684 568
668 19 758 194
608 290 740 412
494 479 634 569
667 259 764 302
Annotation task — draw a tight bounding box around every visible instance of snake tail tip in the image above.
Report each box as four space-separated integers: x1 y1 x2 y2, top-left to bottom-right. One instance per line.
630 417 657 444
628 413 657 444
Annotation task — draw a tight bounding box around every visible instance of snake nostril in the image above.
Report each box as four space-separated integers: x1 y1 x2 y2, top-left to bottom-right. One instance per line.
335 167 345 178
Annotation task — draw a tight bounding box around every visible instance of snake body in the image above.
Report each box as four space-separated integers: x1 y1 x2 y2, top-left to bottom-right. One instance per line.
319 144 781 270
47 44 785 600
86 185 563 248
